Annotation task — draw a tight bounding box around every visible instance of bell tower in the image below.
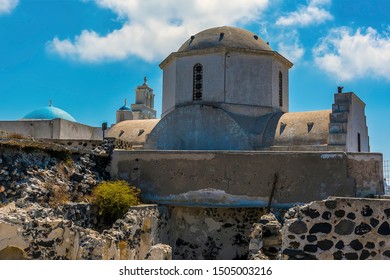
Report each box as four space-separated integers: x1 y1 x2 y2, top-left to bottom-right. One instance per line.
131 77 156 119
115 77 157 123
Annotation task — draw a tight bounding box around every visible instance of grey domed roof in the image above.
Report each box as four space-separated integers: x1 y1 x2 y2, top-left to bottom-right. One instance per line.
178 26 272 53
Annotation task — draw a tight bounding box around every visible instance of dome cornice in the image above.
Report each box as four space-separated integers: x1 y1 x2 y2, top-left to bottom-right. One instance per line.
160 47 293 69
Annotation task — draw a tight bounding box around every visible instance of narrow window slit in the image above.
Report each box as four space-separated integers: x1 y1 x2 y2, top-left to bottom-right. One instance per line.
193 63 203 101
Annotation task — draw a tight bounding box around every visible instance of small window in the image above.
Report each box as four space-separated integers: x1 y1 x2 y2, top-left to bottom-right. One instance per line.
279 71 283 107
193 63 203 101
358 133 361 152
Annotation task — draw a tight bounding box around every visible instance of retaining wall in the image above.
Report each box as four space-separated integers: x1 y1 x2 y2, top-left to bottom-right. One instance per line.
282 197 390 260
111 150 383 206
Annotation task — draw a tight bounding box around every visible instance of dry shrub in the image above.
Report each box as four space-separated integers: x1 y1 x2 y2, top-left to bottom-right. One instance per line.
7 132 29 139
89 180 140 224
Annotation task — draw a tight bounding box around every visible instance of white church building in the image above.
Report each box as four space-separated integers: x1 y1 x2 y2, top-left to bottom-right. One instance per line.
109 26 369 153
109 26 383 207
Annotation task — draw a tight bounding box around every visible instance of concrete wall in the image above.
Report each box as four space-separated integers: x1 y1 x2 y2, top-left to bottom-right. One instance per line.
272 59 289 112
282 197 390 260
58 119 102 140
110 150 384 206
347 94 369 152
145 105 251 150
162 52 226 116
0 120 60 139
225 53 273 108
347 153 384 197
162 59 177 116
175 53 225 105
329 92 370 152
0 119 102 140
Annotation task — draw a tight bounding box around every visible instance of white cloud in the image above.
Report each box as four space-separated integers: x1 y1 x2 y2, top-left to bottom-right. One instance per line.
47 0 269 63
313 27 390 81
0 0 18 14
276 0 332 27
277 31 305 62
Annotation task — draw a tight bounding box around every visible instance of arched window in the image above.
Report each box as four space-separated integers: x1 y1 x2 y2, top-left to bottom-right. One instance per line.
279 71 283 107
193 63 203 101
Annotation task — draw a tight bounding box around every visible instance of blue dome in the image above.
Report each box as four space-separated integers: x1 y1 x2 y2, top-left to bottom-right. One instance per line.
119 105 131 111
22 106 77 122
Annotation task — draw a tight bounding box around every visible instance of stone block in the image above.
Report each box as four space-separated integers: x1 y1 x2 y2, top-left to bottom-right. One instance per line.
330 112 348 123
0 246 27 260
328 133 346 145
145 244 172 260
329 123 347 133
334 93 351 104
338 104 350 112
249 239 263 253
332 103 350 113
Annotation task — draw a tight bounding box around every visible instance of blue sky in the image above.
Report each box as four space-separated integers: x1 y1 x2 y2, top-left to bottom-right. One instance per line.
0 0 389 159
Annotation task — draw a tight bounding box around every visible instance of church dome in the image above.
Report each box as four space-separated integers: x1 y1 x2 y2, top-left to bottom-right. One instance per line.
118 99 131 111
177 26 272 53
22 106 76 122
119 105 131 111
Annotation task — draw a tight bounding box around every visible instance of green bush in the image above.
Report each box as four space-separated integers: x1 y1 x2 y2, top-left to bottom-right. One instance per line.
90 180 141 224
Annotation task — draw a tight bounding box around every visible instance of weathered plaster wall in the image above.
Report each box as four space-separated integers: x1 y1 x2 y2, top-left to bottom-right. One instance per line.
272 59 289 112
145 105 251 150
225 53 273 108
328 92 370 153
347 93 369 152
111 150 383 206
347 153 384 197
58 119 102 140
158 206 265 260
161 48 290 117
0 119 102 140
176 53 226 105
161 59 176 116
0 120 60 139
282 197 390 260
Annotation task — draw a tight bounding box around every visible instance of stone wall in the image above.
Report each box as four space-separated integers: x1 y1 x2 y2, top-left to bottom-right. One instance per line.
0 139 172 260
0 203 164 260
282 197 390 260
0 201 264 260
158 206 265 260
111 150 383 206
0 142 110 205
